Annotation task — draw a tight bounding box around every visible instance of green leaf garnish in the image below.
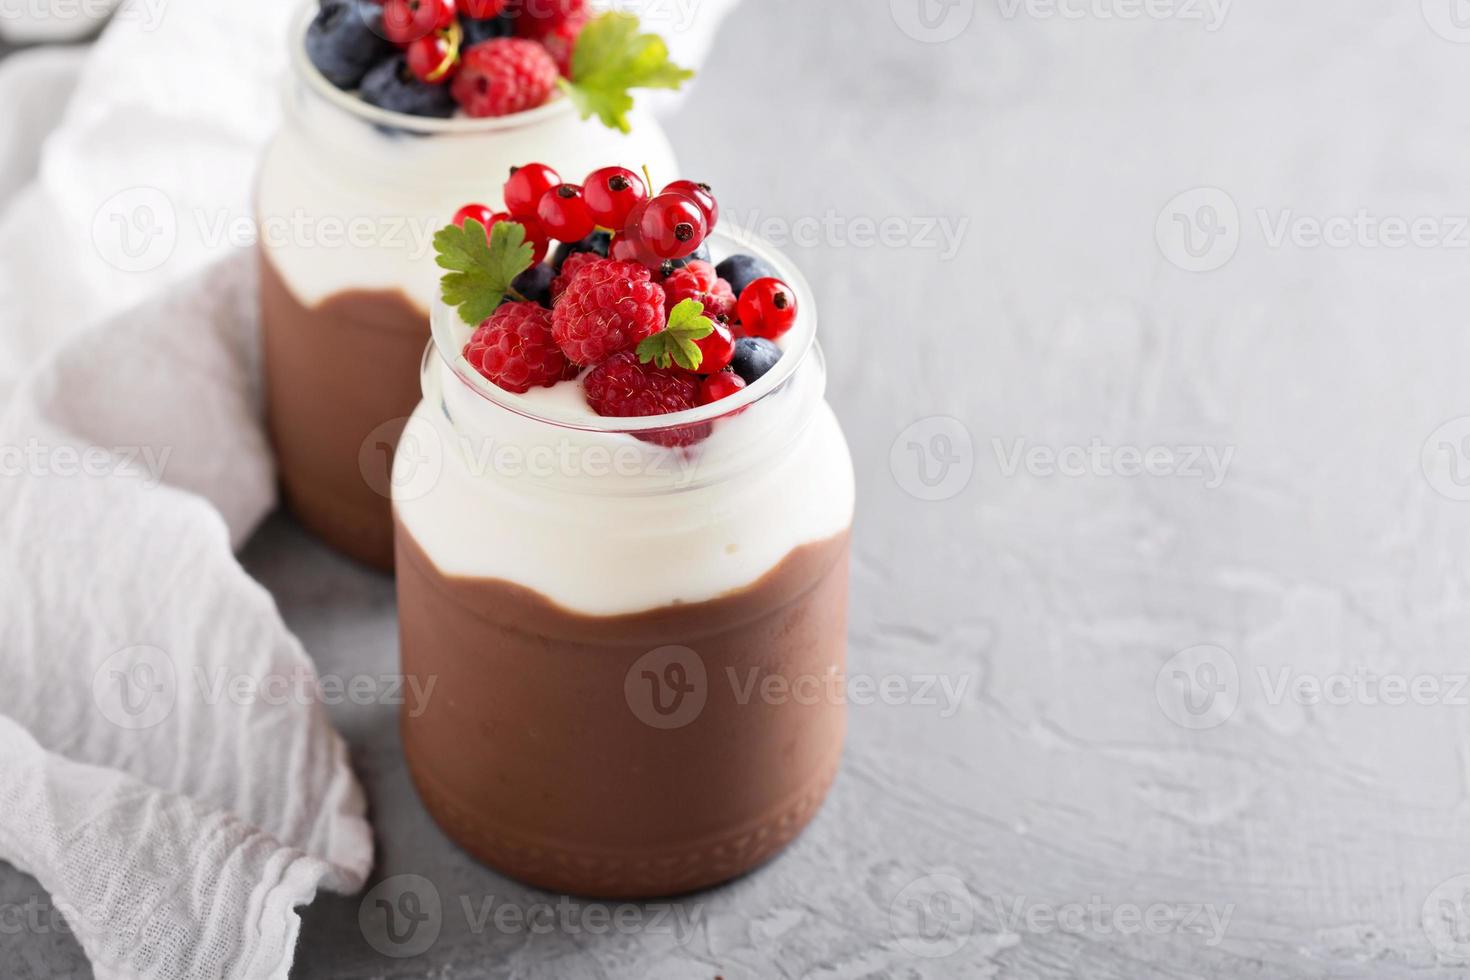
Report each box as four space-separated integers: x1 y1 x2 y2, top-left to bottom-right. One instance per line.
560 12 694 134
637 298 715 371
434 218 535 325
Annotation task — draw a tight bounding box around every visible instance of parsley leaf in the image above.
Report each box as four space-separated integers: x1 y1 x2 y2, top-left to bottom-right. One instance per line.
434 218 535 325
637 298 716 371
562 12 694 134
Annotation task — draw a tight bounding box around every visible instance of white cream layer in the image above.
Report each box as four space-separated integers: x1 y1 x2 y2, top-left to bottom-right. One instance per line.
256 94 679 311
393 350 855 617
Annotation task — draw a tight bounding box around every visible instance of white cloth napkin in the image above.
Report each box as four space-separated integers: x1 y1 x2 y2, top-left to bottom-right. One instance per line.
0 1 738 977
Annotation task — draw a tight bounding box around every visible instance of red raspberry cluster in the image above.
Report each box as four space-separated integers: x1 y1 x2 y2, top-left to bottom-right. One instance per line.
454 162 802 446
389 0 586 114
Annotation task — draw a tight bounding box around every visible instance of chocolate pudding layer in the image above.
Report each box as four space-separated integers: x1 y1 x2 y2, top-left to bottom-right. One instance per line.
396 517 852 898
260 249 427 570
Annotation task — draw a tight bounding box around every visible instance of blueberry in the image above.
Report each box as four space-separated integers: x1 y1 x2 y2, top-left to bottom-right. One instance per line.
360 54 457 118
462 13 514 47
716 253 777 297
506 263 556 309
730 337 782 385
658 241 713 278
551 231 612 271
305 0 393 90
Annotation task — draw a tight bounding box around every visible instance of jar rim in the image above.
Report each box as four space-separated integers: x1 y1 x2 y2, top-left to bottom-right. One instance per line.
290 0 583 136
429 225 822 435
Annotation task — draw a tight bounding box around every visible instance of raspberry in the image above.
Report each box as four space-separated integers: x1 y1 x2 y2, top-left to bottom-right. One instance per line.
661 260 737 321
552 258 666 366
451 38 558 117
583 352 710 447
463 301 576 393
515 0 587 36
549 250 600 304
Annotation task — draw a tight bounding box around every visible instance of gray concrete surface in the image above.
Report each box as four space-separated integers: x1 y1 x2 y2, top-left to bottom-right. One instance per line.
13 0 1470 976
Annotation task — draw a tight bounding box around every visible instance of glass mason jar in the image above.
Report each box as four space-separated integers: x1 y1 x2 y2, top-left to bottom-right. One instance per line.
393 230 856 898
256 2 679 569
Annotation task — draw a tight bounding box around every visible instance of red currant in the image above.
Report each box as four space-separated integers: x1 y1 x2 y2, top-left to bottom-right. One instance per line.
453 203 500 229
460 0 506 17
583 166 647 230
693 319 735 375
639 192 708 261
503 163 560 220
737 278 798 340
698 370 747 406
536 184 595 242
518 214 551 265
381 0 456 45
406 32 458 84
662 179 718 230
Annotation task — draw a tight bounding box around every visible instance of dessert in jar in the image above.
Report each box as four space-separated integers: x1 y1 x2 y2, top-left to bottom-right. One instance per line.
394 166 855 897
258 0 685 568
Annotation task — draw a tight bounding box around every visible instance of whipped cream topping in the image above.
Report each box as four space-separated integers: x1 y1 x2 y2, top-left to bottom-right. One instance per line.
256 24 678 311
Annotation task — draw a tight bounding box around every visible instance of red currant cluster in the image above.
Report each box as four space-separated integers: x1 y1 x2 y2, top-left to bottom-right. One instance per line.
387 0 582 112
448 163 801 443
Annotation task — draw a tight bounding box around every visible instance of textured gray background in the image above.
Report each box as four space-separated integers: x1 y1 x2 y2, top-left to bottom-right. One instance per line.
13 0 1470 976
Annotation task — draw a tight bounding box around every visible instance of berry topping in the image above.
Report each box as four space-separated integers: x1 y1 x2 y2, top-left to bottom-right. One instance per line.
515 0 588 35
551 258 666 365
661 179 718 229
698 370 747 406
583 166 647 229
715 253 777 297
583 351 709 447
504 163 561 220
406 27 461 85
537 183 596 242
360 54 458 117
639 192 708 261
691 319 736 375
451 38 558 118
435 217 538 324
508 262 556 308
661 260 736 322
461 12 514 46
381 0 457 45
549 250 601 303
737 277 798 340
460 0 506 18
729 336 782 385
518 216 551 265
305 0 393 90
550 230 612 271
452 203 503 229
464 301 576 393
636 298 716 372
538 12 587 77
659 240 712 278
609 204 664 267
